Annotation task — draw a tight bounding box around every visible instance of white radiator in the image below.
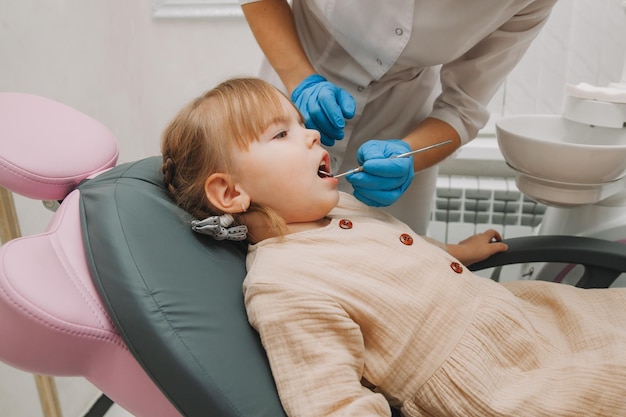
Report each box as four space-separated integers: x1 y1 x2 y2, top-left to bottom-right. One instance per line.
429 175 546 245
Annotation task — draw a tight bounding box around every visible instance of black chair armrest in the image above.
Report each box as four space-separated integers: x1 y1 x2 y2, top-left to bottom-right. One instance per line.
469 235 626 289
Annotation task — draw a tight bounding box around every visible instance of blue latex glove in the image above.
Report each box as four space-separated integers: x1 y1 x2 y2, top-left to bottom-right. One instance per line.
346 139 415 207
291 74 356 146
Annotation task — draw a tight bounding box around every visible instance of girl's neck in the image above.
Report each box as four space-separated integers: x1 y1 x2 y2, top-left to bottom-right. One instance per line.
245 214 330 244
286 217 331 235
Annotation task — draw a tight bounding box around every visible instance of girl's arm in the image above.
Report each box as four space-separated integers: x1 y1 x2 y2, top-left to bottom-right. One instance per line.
424 229 509 266
245 283 391 417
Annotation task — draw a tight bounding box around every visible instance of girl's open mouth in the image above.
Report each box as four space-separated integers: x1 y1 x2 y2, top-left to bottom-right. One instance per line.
318 157 333 178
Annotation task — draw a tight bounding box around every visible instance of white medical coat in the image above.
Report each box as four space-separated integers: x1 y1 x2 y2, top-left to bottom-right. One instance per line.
242 0 557 233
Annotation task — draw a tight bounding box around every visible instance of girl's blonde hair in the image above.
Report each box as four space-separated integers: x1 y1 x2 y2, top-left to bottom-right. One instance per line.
161 77 288 235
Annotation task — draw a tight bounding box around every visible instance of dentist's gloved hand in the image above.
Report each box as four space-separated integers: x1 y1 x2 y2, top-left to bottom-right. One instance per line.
346 139 415 207
291 74 356 146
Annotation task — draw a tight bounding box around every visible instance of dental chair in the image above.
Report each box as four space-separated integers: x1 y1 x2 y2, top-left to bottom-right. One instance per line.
1 93 625 417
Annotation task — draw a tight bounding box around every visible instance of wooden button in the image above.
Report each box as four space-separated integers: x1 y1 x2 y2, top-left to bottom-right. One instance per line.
339 219 353 229
450 262 463 274
399 233 413 245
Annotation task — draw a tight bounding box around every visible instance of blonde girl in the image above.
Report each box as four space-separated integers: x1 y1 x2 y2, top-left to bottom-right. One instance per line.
161 78 626 417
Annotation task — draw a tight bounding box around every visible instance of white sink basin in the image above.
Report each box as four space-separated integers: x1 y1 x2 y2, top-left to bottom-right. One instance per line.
496 115 626 185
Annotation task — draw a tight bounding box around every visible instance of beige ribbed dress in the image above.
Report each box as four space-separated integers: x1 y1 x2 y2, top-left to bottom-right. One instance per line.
244 193 626 417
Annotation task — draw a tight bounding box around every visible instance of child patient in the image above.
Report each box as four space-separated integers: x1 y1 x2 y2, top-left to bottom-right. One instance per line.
161 77 626 417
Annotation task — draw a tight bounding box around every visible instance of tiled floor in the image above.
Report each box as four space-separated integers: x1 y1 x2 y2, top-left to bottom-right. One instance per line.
105 403 135 417
0 363 135 417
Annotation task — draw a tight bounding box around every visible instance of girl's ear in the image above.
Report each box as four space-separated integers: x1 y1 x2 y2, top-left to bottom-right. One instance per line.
204 173 249 213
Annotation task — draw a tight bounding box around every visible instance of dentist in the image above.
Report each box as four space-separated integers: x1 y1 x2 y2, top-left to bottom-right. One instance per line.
240 0 558 234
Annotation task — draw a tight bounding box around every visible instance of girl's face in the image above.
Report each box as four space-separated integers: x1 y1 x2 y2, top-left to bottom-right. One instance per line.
233 94 340 225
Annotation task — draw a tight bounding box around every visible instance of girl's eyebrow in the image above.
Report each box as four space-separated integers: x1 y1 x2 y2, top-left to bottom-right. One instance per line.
266 113 291 128
258 114 289 138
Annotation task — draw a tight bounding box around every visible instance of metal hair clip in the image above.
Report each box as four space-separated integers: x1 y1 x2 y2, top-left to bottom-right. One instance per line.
191 213 248 241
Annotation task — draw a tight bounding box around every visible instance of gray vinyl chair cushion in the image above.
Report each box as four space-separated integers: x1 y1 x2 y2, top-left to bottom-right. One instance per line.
79 156 287 417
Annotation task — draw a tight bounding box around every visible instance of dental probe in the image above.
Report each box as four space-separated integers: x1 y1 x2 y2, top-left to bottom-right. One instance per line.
326 139 453 179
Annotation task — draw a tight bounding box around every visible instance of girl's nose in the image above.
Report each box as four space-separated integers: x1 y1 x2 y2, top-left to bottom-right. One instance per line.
307 128 321 146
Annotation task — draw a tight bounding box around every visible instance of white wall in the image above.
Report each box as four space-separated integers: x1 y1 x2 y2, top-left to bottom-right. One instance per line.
1 0 263 236
493 0 626 118
0 1 262 415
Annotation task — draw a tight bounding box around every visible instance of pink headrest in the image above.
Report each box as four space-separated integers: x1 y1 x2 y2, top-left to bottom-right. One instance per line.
0 93 119 200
